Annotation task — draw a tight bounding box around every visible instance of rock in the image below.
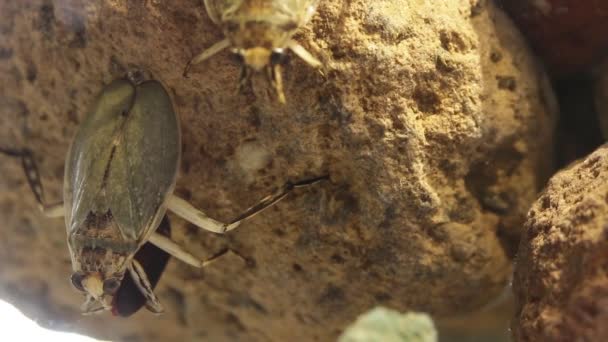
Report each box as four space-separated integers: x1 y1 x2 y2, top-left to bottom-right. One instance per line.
499 0 608 77
0 0 555 341
513 144 608 341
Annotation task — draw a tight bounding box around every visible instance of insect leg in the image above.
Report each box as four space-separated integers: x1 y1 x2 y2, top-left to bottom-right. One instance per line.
149 232 244 267
226 175 329 227
166 195 239 234
287 40 322 69
128 259 164 314
167 175 327 234
0 147 64 217
183 38 231 77
203 0 221 24
149 232 207 267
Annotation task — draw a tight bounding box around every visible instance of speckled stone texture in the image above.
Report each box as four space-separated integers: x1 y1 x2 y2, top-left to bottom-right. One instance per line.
0 1 555 341
513 144 608 341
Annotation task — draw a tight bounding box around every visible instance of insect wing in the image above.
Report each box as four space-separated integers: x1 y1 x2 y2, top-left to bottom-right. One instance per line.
112 215 172 317
64 79 136 235
106 81 180 242
64 80 180 243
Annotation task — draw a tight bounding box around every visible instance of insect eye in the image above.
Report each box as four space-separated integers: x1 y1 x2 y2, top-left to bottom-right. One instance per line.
70 273 85 292
103 278 121 294
270 51 289 65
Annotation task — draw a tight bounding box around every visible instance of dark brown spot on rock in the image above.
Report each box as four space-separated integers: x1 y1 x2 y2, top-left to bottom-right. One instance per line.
496 75 517 91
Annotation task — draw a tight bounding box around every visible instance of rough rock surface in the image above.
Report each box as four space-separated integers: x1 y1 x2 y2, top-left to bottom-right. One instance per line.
0 1 555 341
513 144 608 341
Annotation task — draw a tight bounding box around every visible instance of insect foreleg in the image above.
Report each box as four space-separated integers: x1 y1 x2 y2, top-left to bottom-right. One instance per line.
129 259 164 314
0 147 64 217
183 38 231 77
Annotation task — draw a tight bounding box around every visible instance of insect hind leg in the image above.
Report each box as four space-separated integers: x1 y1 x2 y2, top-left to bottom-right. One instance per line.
287 40 322 69
149 232 249 268
0 147 64 217
166 174 328 234
227 175 329 227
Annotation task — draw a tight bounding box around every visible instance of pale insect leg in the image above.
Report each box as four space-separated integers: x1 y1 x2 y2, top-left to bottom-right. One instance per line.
0 147 64 217
149 232 206 267
183 38 231 77
287 40 322 68
167 175 327 234
149 232 244 267
166 195 239 234
129 259 164 314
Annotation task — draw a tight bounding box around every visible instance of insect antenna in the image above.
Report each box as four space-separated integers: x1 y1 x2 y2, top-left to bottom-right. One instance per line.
183 38 231 77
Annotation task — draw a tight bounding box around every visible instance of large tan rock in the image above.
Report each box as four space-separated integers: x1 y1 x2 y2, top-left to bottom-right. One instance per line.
513 144 608 341
0 0 555 341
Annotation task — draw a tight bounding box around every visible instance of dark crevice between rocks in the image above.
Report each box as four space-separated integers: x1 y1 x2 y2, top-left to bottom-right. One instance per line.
464 140 524 258
465 74 605 260
554 75 605 169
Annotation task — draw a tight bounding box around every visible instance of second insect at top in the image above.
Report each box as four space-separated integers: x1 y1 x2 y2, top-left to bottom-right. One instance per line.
184 0 322 104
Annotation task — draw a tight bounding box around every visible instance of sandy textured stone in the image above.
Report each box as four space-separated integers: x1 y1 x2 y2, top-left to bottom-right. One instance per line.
0 1 555 341
513 144 608 341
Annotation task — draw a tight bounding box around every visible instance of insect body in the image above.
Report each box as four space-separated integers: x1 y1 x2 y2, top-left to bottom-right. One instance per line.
1 76 327 315
64 78 182 314
184 0 322 103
